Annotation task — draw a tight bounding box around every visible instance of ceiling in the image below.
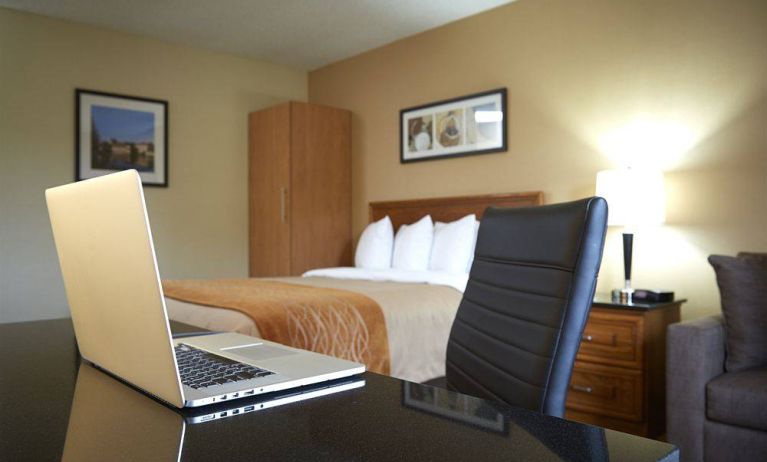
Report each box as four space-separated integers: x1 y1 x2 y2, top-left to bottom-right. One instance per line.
0 0 516 70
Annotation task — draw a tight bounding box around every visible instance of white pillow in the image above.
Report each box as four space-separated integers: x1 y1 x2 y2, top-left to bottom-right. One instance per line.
429 214 477 274
354 216 394 269
392 215 434 271
466 221 480 273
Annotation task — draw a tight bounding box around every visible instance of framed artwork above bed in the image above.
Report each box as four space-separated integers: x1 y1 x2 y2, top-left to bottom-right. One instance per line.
400 88 507 164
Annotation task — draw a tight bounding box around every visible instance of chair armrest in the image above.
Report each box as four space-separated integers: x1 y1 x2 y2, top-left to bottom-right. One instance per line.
667 315 726 462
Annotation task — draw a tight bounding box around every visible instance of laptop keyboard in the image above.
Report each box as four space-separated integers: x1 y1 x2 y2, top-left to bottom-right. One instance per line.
174 344 274 389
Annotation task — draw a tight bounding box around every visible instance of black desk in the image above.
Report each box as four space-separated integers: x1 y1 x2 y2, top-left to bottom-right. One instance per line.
0 319 678 461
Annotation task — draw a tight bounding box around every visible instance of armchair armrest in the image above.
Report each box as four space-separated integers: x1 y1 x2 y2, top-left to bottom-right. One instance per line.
667 315 726 462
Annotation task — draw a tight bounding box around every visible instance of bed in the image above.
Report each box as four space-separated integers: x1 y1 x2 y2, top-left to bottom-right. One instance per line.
165 191 544 383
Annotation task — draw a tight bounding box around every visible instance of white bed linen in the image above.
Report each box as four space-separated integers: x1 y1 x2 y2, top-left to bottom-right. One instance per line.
430 214 476 274
302 267 468 292
354 216 394 269
392 215 434 271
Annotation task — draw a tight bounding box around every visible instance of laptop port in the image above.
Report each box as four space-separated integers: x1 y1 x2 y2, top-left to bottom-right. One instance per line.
232 409 240 415
220 395 227 400
201 414 215 422
232 393 239 398
244 405 254 412
220 412 227 417
244 390 255 396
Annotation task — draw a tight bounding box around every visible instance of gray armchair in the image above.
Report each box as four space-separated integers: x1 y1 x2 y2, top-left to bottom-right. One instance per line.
667 315 767 461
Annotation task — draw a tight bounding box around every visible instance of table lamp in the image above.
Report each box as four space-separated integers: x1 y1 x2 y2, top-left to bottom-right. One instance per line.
595 168 665 303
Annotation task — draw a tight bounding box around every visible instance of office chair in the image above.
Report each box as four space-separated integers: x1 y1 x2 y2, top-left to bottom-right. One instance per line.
425 197 608 417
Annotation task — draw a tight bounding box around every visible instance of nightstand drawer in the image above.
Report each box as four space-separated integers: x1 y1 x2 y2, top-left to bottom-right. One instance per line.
576 309 643 368
566 362 643 422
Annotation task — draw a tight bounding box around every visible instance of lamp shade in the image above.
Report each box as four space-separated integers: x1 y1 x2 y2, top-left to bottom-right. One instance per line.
595 169 665 227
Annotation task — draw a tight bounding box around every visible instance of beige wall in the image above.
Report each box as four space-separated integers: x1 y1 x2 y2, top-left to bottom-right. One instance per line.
0 8 307 323
309 0 767 320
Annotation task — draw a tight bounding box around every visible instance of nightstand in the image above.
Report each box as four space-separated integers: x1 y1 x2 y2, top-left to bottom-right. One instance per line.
565 294 685 438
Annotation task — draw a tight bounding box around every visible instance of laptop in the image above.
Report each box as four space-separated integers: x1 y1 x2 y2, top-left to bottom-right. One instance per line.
62 363 365 461
46 170 364 408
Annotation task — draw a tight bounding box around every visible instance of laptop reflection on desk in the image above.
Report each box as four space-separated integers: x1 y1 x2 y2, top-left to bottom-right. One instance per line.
62 363 364 461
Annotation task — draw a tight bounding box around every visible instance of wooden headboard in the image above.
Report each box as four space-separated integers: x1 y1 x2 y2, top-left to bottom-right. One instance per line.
369 191 544 230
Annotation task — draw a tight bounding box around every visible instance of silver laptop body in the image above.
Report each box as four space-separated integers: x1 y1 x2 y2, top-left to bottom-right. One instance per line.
46 170 364 408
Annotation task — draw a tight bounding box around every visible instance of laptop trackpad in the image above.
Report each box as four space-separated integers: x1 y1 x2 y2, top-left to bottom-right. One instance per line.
226 344 298 362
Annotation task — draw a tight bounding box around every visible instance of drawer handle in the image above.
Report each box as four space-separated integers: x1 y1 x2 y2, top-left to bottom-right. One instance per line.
571 385 593 394
582 335 593 342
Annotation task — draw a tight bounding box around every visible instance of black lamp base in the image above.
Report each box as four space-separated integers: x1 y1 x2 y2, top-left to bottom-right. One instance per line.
611 232 634 304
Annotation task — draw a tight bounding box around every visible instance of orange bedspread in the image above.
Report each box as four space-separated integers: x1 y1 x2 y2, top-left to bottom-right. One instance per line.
163 279 390 374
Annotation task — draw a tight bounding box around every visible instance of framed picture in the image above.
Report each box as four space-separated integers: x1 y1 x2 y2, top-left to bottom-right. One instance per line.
400 88 507 163
76 89 168 186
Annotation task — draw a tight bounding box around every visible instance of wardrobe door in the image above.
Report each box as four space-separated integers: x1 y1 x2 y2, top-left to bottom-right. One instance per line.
289 102 351 275
248 104 291 277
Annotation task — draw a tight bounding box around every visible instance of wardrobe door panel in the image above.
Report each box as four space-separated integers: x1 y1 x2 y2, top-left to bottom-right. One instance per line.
249 104 291 276
289 103 351 274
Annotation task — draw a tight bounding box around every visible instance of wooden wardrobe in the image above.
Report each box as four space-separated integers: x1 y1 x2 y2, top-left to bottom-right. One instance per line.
248 101 351 277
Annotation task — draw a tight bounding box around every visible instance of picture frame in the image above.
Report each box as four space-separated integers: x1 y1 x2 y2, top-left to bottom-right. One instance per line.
75 89 168 186
400 88 507 163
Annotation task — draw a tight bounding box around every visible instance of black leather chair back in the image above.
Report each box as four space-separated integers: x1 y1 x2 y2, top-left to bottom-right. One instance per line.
445 197 608 417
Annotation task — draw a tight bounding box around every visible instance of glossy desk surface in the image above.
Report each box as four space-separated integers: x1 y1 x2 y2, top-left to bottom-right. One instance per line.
0 319 679 461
